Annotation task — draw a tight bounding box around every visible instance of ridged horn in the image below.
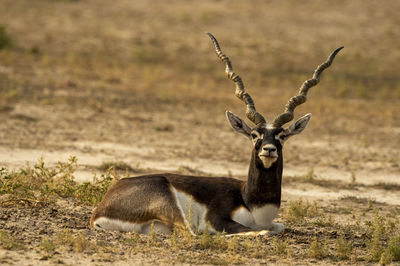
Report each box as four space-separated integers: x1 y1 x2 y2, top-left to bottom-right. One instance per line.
207 32 267 128
272 46 344 128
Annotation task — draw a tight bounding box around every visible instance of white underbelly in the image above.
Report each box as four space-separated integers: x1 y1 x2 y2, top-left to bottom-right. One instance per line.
93 217 171 234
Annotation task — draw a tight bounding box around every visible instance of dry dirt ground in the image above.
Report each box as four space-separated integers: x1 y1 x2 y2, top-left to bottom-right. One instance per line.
0 0 399 265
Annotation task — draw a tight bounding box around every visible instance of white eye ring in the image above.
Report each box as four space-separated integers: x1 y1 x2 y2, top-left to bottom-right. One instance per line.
251 131 261 139
251 131 263 145
275 133 286 142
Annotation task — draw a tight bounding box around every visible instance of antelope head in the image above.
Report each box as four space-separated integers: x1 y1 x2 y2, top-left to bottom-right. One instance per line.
207 32 343 169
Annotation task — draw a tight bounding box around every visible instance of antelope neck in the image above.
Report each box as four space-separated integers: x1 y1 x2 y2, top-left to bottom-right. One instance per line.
242 150 283 208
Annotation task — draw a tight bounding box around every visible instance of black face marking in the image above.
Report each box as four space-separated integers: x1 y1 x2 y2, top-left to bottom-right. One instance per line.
254 139 262 150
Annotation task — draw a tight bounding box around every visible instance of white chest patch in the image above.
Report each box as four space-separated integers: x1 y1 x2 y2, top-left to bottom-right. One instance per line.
251 204 279 227
172 187 216 234
231 204 279 230
232 207 255 227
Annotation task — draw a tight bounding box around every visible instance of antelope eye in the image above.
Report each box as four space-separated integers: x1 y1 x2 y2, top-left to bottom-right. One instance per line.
251 133 258 139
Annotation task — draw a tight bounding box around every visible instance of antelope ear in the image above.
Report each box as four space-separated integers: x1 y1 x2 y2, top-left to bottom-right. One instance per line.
226 111 252 139
281 113 312 140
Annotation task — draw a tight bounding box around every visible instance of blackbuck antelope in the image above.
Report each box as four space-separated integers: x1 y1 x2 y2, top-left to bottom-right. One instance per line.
90 33 343 236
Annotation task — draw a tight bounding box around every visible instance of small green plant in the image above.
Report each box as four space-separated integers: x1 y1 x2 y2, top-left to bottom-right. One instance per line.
273 237 290 257
169 229 179 250
366 212 387 261
29 46 40 55
124 232 142 247
380 234 400 264
213 233 228 251
335 236 352 260
0 157 78 205
74 170 114 205
285 199 319 223
147 221 157 247
0 230 24 250
56 228 73 245
350 171 357 185
0 157 114 206
98 161 133 171
0 25 12 49
227 235 240 253
308 236 329 259
182 196 195 241
199 224 213 249
39 237 56 257
379 251 391 265
72 232 88 252
250 236 265 258
227 170 233 177
313 215 335 227
303 167 316 182
56 229 89 252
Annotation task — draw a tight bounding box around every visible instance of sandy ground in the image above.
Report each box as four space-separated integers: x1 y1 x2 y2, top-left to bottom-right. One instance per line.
0 100 398 264
1 101 399 205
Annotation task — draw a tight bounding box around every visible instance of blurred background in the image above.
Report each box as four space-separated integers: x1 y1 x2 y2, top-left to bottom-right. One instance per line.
1 2 400 263
0 0 399 189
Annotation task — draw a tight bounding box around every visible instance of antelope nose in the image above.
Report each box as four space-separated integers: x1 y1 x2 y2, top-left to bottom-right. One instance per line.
263 145 277 153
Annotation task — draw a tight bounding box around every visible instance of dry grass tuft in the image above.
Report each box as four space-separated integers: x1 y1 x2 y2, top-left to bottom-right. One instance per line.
0 25 12 49
284 199 320 224
39 237 57 258
308 236 329 259
98 161 133 172
335 236 353 260
0 230 24 250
